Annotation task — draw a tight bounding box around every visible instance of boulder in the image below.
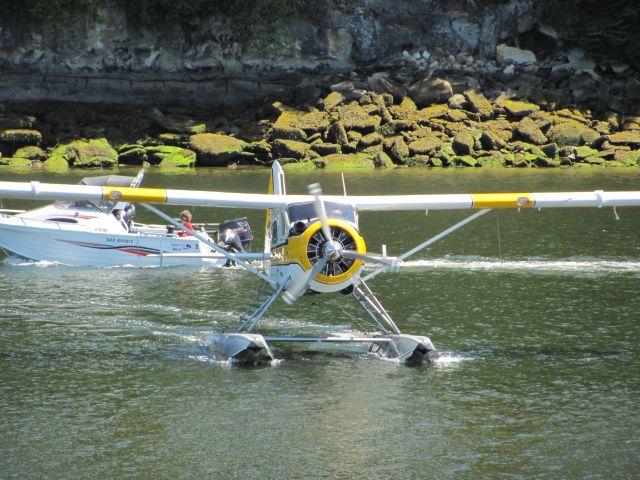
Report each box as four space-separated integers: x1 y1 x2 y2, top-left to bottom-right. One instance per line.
145 146 196 167
0 129 42 147
383 136 410 164
358 132 383 148
546 120 599 147
59 138 118 168
496 44 537 65
150 109 206 135
335 103 381 133
13 146 46 161
463 90 494 120
118 145 148 165
311 143 342 156
327 121 349 145
271 139 311 160
188 133 246 166
273 109 330 135
408 134 442 155
501 99 540 118
314 153 376 170
270 126 308 142
515 117 547 145
452 131 475 155
408 78 453 107
607 131 640 147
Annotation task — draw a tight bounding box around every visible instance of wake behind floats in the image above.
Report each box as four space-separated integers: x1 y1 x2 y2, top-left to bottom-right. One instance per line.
2 162 640 365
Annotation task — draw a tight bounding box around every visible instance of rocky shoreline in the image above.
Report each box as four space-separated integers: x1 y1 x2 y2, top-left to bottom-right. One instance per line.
1 58 639 173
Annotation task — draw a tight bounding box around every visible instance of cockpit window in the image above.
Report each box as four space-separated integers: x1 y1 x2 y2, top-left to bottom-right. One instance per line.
287 202 356 223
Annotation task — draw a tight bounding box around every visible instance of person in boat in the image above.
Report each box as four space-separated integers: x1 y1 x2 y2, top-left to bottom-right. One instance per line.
178 210 195 236
113 209 129 232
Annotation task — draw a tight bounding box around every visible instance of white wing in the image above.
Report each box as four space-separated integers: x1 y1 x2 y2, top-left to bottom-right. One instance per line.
2 180 640 211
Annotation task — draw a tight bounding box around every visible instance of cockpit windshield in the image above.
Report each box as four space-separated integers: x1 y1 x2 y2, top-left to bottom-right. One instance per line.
287 201 356 224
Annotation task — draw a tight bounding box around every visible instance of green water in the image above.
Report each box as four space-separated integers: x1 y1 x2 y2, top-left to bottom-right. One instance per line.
1 167 640 479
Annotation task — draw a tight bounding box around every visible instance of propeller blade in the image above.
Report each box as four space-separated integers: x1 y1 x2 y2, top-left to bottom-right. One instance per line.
282 256 330 304
308 183 333 242
342 250 400 272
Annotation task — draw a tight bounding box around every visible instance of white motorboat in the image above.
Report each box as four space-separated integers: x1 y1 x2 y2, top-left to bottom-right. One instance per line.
0 171 254 267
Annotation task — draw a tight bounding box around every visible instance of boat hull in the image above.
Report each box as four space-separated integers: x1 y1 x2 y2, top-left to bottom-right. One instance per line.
0 219 227 267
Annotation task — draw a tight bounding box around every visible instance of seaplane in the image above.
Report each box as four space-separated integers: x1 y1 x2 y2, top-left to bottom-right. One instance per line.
1 161 640 365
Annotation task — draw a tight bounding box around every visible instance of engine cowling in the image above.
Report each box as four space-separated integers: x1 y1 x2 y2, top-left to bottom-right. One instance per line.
280 219 366 293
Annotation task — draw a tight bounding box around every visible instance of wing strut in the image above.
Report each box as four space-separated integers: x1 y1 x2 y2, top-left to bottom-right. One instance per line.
362 208 492 282
140 203 277 287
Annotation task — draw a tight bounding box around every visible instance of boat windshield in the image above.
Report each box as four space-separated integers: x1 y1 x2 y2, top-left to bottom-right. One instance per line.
287 201 356 223
53 199 113 212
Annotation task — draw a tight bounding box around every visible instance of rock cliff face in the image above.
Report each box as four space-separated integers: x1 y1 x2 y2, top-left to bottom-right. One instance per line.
0 0 539 106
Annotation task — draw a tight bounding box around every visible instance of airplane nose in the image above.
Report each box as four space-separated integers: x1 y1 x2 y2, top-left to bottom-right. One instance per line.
322 240 342 261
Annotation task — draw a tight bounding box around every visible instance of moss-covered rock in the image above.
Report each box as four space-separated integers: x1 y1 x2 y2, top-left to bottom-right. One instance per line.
613 149 640 164
188 133 246 166
0 157 34 170
0 129 42 147
323 91 345 112
371 150 395 168
281 161 317 172
455 155 478 167
270 126 308 142
311 142 342 156
585 156 606 165
501 99 540 118
387 97 415 119
118 145 148 165
38 153 67 172
437 143 456 166
13 146 46 161
244 141 272 163
408 134 442 155
273 109 330 134
463 90 494 120
383 136 410 164
405 155 431 167
327 121 349 145
608 131 640 146
146 146 196 167
314 153 376 170
452 131 475 155
335 103 381 133
515 117 547 145
56 138 118 168
158 132 189 146
445 109 468 122
546 120 598 147
416 104 449 123
574 146 599 160
271 139 311 160
477 154 506 167
358 132 383 148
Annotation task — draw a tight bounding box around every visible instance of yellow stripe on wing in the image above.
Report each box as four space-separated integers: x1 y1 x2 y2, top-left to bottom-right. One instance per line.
471 193 534 208
102 187 167 203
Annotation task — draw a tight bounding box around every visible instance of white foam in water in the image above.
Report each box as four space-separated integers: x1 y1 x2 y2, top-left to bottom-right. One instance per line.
396 256 640 275
432 351 476 367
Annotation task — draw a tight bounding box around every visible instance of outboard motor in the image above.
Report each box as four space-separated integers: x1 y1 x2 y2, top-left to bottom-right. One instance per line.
123 204 136 228
218 217 253 253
